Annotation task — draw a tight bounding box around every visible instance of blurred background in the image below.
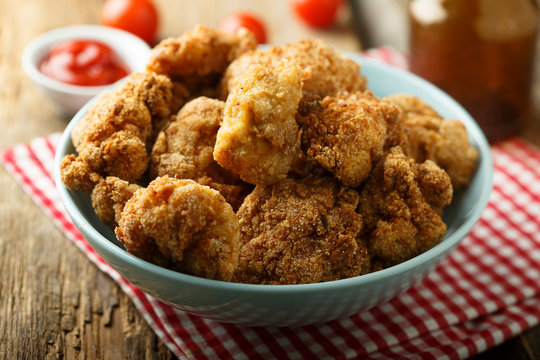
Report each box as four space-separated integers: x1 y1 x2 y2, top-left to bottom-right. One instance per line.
355 0 540 143
351 0 410 51
1 1 540 359
5 0 539 144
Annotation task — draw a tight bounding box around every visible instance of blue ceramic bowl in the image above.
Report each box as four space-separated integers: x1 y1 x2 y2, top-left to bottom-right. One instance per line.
54 53 493 327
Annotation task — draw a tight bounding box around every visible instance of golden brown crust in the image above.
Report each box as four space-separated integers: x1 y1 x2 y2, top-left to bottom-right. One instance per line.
217 47 279 99
150 97 251 210
60 72 174 192
386 94 440 118
119 72 175 121
58 26 479 284
213 60 303 185
287 146 329 179
414 160 453 214
405 116 479 189
387 94 478 189
91 176 142 228
146 24 256 87
150 97 225 179
357 147 448 266
234 176 369 284
283 39 367 97
219 39 367 100
60 154 102 193
297 91 397 187
116 176 240 281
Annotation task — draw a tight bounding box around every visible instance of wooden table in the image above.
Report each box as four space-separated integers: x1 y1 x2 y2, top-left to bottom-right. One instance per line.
1 1 539 359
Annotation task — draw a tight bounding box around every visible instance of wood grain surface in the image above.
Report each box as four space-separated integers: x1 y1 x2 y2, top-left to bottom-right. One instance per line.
0 0 539 359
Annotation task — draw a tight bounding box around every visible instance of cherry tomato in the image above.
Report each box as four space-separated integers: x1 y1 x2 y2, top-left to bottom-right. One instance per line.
39 40 130 86
220 12 268 44
290 0 344 28
101 0 159 45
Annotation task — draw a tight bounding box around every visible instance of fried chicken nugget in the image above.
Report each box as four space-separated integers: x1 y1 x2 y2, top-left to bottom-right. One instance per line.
72 72 175 147
146 24 256 87
91 176 142 228
283 39 367 97
385 94 440 118
415 160 453 214
219 39 367 99
296 91 398 187
357 147 449 267
387 94 478 189
217 47 278 99
234 176 369 284
61 72 174 192
213 60 303 185
115 176 240 281
150 97 251 210
61 95 151 192
348 92 409 151
407 115 478 189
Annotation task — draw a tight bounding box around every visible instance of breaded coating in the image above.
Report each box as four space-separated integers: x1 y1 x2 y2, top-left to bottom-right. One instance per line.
72 73 175 146
407 116 478 189
146 24 256 87
91 176 142 228
386 94 440 118
61 72 174 192
217 48 278 99
349 92 408 151
234 176 369 284
153 81 191 138
116 176 240 281
150 97 251 210
61 95 151 191
387 94 478 189
219 39 367 99
213 60 303 185
288 148 328 179
296 91 398 187
357 147 448 266
119 71 175 120
415 160 453 214
284 40 367 97
57 25 477 283
59 155 102 193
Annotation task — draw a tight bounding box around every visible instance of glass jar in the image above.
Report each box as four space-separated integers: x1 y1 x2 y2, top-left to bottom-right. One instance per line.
409 0 539 143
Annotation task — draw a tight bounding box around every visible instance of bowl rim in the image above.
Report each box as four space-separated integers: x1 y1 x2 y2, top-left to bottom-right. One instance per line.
21 24 151 95
54 54 493 294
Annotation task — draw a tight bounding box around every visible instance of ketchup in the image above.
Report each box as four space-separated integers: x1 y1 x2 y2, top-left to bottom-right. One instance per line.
39 40 130 86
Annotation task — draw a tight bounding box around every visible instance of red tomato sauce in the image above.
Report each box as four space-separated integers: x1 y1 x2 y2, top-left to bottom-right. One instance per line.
39 40 130 86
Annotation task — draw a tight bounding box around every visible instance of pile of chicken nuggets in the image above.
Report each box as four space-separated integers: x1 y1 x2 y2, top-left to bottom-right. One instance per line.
60 25 478 284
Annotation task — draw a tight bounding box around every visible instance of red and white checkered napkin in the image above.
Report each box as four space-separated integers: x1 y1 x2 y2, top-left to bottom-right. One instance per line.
3 49 540 359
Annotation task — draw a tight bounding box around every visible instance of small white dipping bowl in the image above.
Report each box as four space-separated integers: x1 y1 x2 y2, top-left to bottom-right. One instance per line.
22 25 151 116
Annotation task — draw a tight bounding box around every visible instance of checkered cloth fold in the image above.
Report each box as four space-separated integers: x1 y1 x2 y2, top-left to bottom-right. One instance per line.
3 47 540 359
